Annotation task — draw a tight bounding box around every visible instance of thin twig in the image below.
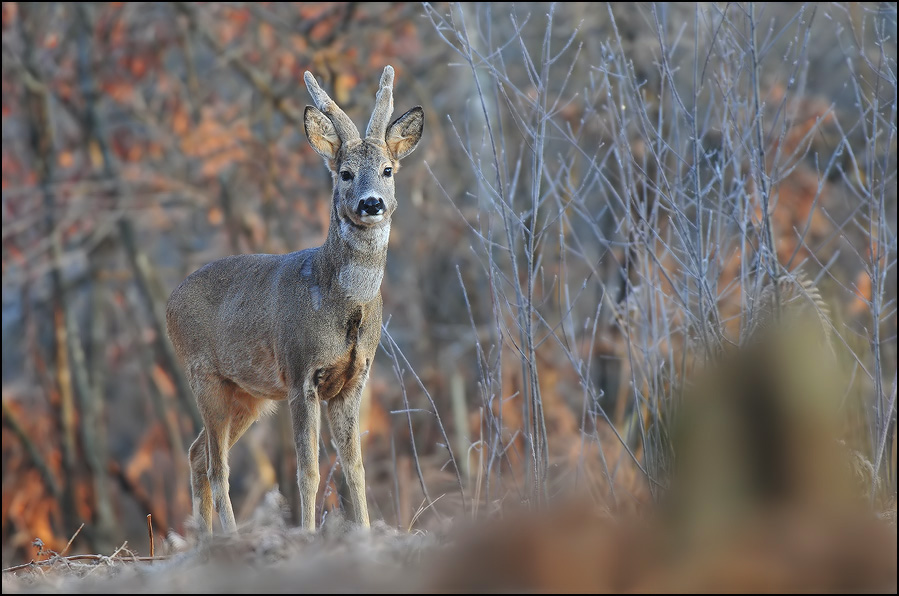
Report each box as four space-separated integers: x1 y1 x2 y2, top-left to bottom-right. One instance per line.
60 523 84 557
146 514 154 559
3 554 172 574
381 326 466 509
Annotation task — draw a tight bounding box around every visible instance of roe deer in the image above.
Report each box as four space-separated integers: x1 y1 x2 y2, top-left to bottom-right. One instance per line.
165 66 423 532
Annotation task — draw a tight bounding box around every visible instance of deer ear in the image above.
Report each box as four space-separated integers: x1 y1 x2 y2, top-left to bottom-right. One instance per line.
385 107 424 161
305 106 341 163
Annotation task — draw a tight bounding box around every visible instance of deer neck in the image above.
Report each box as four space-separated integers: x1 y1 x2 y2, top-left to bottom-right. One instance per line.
317 201 390 304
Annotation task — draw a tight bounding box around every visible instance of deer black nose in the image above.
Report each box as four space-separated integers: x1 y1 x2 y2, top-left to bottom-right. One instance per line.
358 197 385 216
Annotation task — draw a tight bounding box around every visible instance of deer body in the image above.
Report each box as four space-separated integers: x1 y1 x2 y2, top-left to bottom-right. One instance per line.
166 66 422 533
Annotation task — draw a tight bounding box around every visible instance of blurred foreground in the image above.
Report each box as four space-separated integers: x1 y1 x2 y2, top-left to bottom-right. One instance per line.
4 329 896 593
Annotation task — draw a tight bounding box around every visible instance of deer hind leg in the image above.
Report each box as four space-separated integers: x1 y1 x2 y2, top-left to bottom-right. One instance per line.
327 380 370 527
289 384 321 531
192 375 260 533
188 429 213 533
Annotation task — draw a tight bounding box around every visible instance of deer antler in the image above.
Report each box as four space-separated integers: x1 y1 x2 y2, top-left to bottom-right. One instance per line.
304 71 360 142
365 65 395 141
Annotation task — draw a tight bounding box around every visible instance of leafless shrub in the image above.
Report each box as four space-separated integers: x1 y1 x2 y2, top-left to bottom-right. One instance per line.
421 1 897 507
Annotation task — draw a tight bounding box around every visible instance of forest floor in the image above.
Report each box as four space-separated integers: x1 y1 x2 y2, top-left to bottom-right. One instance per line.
3 489 896 593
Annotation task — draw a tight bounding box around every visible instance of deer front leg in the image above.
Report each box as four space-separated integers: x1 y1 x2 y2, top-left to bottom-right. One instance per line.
289 385 321 531
327 379 370 527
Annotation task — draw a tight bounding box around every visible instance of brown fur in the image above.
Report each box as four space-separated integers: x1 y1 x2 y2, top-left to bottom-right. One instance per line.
166 66 423 533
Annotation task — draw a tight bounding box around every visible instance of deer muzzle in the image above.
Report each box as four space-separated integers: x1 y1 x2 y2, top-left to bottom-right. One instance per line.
357 197 386 218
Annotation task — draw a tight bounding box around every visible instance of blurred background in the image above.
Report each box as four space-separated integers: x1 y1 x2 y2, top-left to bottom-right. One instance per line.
2 2 896 566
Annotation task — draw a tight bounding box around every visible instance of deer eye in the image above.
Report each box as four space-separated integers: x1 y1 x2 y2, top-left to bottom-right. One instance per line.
340 171 354 182
383 167 393 178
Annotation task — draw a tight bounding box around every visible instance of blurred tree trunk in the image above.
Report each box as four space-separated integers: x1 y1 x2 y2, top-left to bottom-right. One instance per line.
84 249 117 551
73 5 202 434
124 290 190 525
18 3 82 544
75 3 197 529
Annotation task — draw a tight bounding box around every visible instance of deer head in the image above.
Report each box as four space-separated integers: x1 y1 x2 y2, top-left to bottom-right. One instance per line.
303 66 424 247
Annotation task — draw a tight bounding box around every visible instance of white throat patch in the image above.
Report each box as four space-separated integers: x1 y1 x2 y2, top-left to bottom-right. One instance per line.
339 219 391 253
338 263 384 303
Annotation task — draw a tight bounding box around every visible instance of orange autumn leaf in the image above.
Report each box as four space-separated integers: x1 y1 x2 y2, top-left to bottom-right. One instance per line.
152 363 176 397
180 111 250 177
850 270 871 316
172 106 189 136
101 78 134 103
299 4 331 19
126 423 165 480
58 151 73 168
130 56 148 78
208 206 224 226
363 389 391 441
259 21 274 50
334 73 357 104
1 2 17 27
